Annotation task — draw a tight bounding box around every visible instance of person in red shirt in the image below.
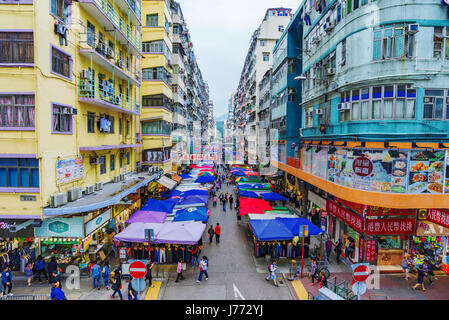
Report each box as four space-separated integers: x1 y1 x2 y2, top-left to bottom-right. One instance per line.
214 223 221 244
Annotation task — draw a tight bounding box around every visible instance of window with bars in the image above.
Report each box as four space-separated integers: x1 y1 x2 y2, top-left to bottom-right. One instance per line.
52 104 72 133
142 40 172 61
141 120 172 135
433 27 449 60
0 95 35 128
423 89 449 120
99 156 106 174
263 52 270 62
0 32 33 64
142 94 171 107
0 158 39 188
51 46 71 79
373 24 414 60
142 67 171 84
146 14 158 27
87 112 95 133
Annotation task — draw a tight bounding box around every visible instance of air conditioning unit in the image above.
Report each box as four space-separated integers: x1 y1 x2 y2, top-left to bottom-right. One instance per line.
280 120 286 127
90 157 104 165
299 128 303 137
114 95 122 105
337 103 351 111
81 69 91 79
120 174 125 181
326 68 336 75
324 21 334 32
95 182 103 191
50 192 68 208
113 175 120 183
97 42 106 53
406 24 419 34
314 109 324 115
85 185 94 195
68 187 82 202
306 110 314 117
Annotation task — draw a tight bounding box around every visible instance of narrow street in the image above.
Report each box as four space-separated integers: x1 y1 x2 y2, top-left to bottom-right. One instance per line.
160 172 296 300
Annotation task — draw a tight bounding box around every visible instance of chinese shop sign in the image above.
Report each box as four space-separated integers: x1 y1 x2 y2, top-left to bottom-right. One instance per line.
366 207 416 216
335 197 365 215
365 218 415 235
353 155 373 177
326 200 364 234
365 240 377 261
427 209 449 229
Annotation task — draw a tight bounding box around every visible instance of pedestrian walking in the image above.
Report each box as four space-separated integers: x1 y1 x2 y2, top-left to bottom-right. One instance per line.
47 256 58 284
176 258 185 282
223 199 226 212
319 270 328 288
110 269 123 299
265 260 279 287
214 223 221 243
325 238 333 262
145 261 155 288
424 260 434 285
208 225 215 244
50 281 66 300
229 195 234 210
90 261 102 290
25 260 34 286
401 255 412 281
310 258 319 285
190 245 200 267
213 195 217 207
128 278 138 300
51 270 61 288
1 265 13 296
412 265 426 291
334 238 343 264
35 255 48 283
196 256 209 283
102 261 111 289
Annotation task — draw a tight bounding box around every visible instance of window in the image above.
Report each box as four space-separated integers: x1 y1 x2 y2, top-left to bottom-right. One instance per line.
262 52 269 62
260 40 266 46
142 67 171 84
173 25 179 34
142 94 171 107
146 14 158 27
0 158 39 188
99 156 106 174
341 39 346 66
339 84 416 122
288 59 297 73
119 156 123 169
52 104 72 133
110 154 115 171
87 112 95 133
126 120 130 135
0 95 35 128
126 152 130 165
164 17 170 34
119 118 122 134
423 89 449 120
304 107 314 128
434 27 449 60
51 0 70 23
141 120 172 135
87 21 95 48
373 24 414 61
51 46 71 79
0 32 33 64
278 25 284 32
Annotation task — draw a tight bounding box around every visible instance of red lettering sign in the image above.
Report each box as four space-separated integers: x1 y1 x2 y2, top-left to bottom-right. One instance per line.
352 155 373 177
335 197 365 215
366 207 415 217
365 218 415 235
427 209 449 229
365 240 377 261
326 200 364 234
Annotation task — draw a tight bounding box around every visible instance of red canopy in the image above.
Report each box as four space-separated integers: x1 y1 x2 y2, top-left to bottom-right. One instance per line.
189 165 200 168
244 171 259 176
239 198 273 216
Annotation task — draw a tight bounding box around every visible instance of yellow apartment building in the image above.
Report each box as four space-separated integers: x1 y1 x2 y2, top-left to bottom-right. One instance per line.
140 0 173 174
0 0 163 261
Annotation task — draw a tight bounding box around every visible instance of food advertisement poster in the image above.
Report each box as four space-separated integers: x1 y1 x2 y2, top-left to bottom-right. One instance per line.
56 157 84 186
408 150 445 194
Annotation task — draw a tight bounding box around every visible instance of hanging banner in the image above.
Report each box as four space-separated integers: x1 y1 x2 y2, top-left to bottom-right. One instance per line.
365 218 415 235
365 240 377 261
326 199 364 234
427 208 449 229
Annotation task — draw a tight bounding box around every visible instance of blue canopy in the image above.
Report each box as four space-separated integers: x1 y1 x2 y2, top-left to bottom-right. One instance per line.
167 190 183 198
238 190 259 198
160 190 171 198
181 189 208 197
179 174 193 179
259 192 287 201
275 218 324 236
141 199 177 213
173 207 208 222
249 219 294 241
237 184 267 190
195 176 216 183
177 195 208 206
231 171 246 176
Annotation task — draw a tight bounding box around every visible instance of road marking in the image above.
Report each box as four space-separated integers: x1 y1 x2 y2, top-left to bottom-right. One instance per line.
233 283 245 300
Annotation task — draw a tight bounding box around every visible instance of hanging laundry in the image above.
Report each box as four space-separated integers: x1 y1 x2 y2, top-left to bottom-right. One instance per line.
304 13 312 26
55 22 68 46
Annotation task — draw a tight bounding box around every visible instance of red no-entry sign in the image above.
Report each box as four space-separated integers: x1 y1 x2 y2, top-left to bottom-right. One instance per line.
353 264 370 282
129 261 147 279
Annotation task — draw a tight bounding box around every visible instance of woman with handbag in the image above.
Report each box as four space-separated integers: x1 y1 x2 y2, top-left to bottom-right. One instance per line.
110 269 123 300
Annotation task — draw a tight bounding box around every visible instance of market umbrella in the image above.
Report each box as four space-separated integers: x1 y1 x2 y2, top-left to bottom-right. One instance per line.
141 199 177 213
275 218 325 236
244 171 259 176
180 189 209 197
195 176 216 183
114 223 163 243
249 219 294 241
259 192 287 201
199 171 214 176
231 171 246 176
176 195 209 207
235 177 249 182
126 211 167 224
179 174 193 179
154 221 207 245
173 207 208 222
238 190 259 198
189 165 200 168
239 198 273 216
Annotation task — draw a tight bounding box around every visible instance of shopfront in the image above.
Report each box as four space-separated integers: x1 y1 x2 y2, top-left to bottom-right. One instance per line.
308 190 327 231
114 195 141 234
35 217 84 266
0 219 36 271
83 208 113 261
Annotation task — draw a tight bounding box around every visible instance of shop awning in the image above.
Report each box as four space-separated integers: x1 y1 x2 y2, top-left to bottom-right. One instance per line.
141 199 177 214
258 192 287 201
114 222 163 243
126 211 167 224
171 175 182 184
249 219 294 241
157 176 178 190
275 218 325 236
238 190 259 198
154 221 206 245
173 207 208 222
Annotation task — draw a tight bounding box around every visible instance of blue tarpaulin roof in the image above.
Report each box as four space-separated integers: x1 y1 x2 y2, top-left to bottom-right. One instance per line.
179 174 193 179
238 190 259 198
249 219 294 241
180 189 208 197
259 192 287 201
231 171 246 176
167 190 183 198
237 184 269 190
275 218 324 236
176 195 208 206
141 199 177 213
195 176 216 183
173 207 208 222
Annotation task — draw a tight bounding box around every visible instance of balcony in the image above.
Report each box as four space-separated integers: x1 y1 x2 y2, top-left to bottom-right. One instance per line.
78 81 140 115
78 32 140 86
79 0 141 54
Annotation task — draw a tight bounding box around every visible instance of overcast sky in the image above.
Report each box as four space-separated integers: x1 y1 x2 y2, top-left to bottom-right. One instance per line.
178 0 301 119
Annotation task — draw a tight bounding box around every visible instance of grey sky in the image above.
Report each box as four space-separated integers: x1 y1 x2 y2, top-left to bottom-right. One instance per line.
178 0 301 119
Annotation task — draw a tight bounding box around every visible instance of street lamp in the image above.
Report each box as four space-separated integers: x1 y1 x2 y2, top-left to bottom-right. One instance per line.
294 75 307 81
